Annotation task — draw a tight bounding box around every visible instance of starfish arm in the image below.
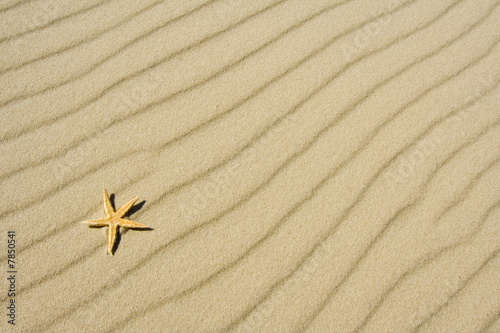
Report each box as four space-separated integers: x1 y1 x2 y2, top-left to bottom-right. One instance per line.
119 219 150 229
103 189 115 216
115 196 139 218
81 218 109 227
108 224 118 255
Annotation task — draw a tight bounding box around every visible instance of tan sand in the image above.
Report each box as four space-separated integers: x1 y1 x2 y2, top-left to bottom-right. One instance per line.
0 0 499 332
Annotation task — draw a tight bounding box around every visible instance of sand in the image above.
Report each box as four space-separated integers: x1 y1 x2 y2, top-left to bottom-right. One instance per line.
0 0 499 332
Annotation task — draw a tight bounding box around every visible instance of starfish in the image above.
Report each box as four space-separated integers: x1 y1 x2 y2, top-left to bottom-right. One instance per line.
82 189 150 255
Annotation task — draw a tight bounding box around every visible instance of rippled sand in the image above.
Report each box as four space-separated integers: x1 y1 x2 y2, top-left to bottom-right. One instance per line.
0 0 499 332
